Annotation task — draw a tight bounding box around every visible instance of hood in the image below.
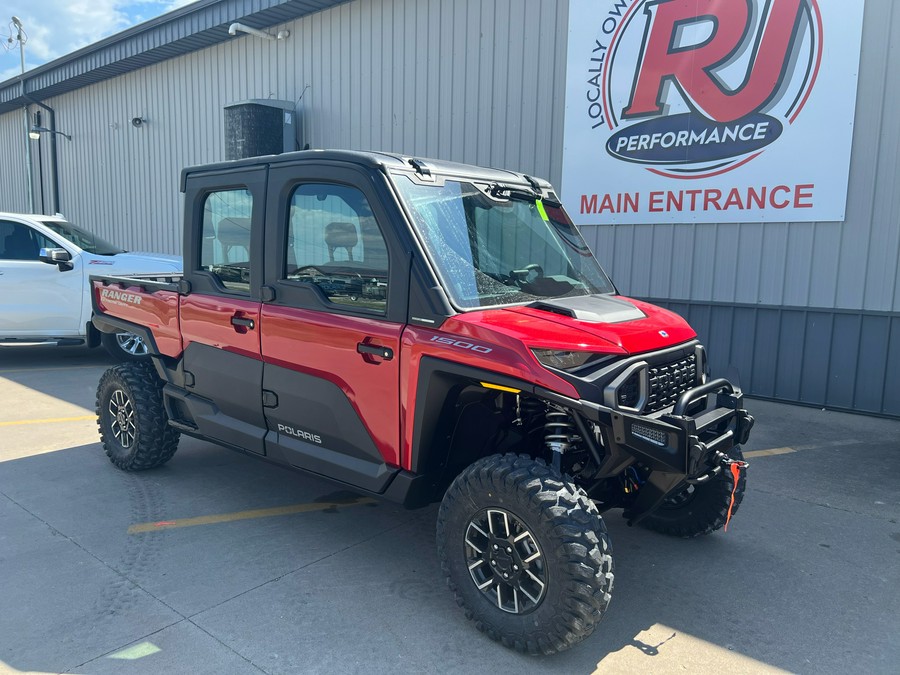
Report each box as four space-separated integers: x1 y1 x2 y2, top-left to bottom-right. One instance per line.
83 251 182 274
468 295 696 355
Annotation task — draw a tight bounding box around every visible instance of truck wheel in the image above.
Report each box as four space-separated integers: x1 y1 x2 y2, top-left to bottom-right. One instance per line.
437 454 614 655
96 362 180 470
639 447 747 538
101 330 149 362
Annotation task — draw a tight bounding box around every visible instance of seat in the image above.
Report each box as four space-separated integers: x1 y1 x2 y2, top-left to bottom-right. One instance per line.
324 221 358 262
2 226 38 260
216 217 250 261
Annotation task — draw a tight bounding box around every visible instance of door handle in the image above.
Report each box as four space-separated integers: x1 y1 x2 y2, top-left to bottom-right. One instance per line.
357 342 393 360
231 315 255 329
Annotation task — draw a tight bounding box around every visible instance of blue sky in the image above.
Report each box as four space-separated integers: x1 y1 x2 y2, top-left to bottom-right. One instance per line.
1 1 195 83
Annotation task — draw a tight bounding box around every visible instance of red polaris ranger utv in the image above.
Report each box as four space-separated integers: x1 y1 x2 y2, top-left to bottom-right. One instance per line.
91 150 753 655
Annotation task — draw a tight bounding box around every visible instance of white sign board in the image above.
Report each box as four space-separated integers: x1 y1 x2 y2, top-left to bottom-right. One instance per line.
561 0 865 224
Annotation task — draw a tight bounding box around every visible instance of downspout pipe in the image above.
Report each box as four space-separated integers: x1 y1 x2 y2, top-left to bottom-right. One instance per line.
22 94 60 215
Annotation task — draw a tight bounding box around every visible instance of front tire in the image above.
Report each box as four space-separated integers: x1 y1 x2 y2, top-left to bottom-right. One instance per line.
437 454 614 655
96 362 180 470
639 446 747 538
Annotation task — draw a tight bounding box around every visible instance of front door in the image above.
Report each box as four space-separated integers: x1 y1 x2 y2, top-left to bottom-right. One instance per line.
259 164 410 492
179 167 268 454
0 219 82 337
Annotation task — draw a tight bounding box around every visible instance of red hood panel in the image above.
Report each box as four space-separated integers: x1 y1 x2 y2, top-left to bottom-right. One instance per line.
452 296 695 355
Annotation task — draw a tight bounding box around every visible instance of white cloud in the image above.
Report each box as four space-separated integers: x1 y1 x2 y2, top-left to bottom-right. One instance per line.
0 1 197 83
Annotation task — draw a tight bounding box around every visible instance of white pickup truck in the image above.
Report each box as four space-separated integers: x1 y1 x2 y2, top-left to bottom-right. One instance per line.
0 212 181 360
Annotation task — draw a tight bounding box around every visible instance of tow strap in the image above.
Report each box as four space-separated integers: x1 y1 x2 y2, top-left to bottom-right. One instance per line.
724 460 749 532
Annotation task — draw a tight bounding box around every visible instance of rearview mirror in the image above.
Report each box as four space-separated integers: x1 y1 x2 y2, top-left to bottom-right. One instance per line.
38 247 73 271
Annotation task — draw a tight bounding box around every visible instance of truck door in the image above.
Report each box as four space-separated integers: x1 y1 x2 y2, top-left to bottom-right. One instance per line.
0 219 82 337
179 167 267 454
259 163 410 492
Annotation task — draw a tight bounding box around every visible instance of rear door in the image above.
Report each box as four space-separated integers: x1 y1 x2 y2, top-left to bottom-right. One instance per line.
179 167 268 454
0 219 82 336
259 162 410 492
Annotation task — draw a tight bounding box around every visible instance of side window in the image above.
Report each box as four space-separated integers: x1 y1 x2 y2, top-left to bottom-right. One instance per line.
0 221 55 260
200 189 253 293
284 184 389 313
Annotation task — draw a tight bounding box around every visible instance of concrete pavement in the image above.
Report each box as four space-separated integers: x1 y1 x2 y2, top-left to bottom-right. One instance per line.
1 343 898 674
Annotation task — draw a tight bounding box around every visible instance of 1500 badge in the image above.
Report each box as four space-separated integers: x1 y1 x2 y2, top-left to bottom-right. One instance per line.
429 335 492 354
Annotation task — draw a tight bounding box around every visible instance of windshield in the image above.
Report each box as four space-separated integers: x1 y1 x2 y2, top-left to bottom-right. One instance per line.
40 220 124 255
394 175 615 309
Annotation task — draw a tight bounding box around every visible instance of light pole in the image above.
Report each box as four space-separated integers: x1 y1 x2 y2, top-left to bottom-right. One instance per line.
11 16 35 213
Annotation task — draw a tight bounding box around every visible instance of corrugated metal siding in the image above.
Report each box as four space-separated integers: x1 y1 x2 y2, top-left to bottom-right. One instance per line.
0 110 30 213
2 0 568 253
0 0 898 415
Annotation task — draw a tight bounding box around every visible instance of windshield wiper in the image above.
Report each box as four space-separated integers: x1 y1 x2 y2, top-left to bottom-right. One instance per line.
489 183 540 202
488 183 562 208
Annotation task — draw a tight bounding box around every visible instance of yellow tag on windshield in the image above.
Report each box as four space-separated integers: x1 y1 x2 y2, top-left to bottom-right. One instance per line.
536 199 549 221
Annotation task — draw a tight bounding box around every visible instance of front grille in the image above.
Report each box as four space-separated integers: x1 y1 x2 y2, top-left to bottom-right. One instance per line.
616 352 698 413
647 353 697 412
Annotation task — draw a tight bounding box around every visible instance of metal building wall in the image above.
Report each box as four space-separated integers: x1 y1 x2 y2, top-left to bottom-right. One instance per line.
1 0 569 255
0 111 31 213
0 0 897 415
580 0 900 416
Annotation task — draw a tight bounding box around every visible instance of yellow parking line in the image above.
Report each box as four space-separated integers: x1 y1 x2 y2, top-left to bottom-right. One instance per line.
744 447 796 458
0 415 95 427
128 497 377 534
744 438 859 459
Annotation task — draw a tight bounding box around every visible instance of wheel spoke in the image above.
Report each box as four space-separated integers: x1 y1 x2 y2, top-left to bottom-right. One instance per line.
464 536 483 554
469 522 489 539
519 583 540 605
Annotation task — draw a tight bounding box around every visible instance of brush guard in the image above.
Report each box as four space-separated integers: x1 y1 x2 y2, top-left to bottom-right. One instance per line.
559 378 754 525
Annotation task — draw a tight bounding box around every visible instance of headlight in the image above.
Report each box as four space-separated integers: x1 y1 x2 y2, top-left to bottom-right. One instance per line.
532 349 597 371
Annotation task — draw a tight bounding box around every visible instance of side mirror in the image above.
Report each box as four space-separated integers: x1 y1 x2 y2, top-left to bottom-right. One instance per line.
38 247 74 271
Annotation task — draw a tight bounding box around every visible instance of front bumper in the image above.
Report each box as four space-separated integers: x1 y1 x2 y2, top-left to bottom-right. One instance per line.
540 378 754 523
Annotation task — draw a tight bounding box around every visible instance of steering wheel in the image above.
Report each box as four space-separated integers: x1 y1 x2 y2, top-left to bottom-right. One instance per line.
510 263 544 286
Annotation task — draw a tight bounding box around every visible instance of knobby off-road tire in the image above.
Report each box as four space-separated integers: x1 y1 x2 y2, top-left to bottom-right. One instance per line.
437 454 614 655
639 446 747 538
96 361 180 470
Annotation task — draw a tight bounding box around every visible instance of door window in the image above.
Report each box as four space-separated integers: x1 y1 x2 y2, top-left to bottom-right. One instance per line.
0 221 55 260
200 189 253 293
284 184 389 313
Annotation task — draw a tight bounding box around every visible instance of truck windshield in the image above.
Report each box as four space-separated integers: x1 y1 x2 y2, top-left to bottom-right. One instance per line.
40 220 125 255
394 175 615 309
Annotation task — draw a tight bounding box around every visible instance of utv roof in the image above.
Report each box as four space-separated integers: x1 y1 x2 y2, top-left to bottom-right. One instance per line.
180 149 553 192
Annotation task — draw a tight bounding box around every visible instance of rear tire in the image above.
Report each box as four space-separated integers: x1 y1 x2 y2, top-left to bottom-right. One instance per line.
639 447 747 538
437 454 614 655
96 361 179 470
101 330 149 362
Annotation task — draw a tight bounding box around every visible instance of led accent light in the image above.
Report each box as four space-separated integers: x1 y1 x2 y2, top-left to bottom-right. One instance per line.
632 423 667 447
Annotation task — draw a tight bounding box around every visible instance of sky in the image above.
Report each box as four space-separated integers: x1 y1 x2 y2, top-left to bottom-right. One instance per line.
0 1 196 83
